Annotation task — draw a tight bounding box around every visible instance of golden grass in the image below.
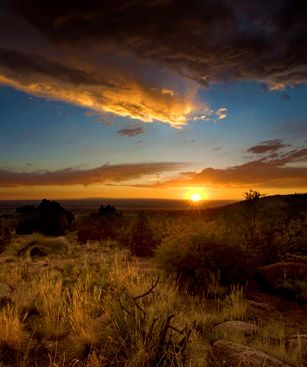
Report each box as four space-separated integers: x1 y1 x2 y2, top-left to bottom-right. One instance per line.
0 240 304 367
251 321 303 366
0 305 23 348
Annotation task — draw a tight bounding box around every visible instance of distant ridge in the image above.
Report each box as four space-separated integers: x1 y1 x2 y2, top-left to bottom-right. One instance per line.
0 198 236 215
205 193 307 213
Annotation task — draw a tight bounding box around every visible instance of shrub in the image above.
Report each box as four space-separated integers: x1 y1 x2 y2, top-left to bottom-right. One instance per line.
275 279 307 302
156 229 253 292
77 205 123 244
128 212 157 257
16 200 73 236
0 224 11 253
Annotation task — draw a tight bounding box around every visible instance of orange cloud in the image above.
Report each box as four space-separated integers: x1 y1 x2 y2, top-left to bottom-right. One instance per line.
134 146 307 190
0 47 199 127
0 162 185 187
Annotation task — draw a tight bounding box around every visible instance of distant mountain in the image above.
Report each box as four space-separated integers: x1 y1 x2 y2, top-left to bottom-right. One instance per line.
2 194 306 216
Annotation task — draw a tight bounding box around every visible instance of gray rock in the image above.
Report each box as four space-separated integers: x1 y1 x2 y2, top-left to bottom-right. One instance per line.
0 282 12 306
214 321 258 337
247 300 275 312
212 340 290 367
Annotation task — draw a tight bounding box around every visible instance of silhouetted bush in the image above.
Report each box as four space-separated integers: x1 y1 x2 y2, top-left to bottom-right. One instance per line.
77 205 123 244
128 212 157 256
156 229 253 293
16 205 39 234
16 200 73 236
0 224 11 253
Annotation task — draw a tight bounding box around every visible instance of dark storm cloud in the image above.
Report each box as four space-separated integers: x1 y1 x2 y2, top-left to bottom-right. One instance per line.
9 0 307 87
247 139 290 154
117 127 144 137
1 1 307 125
0 48 117 88
0 162 184 187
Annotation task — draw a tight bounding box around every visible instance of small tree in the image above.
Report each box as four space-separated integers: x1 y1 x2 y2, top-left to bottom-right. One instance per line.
244 189 265 225
129 212 156 257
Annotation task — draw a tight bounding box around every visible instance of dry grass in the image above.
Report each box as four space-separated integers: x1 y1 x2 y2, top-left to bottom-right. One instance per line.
252 321 303 366
0 305 23 348
0 235 305 366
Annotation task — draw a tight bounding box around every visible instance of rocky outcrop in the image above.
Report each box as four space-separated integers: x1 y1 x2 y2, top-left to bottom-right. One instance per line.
247 300 275 312
212 340 290 367
214 321 258 337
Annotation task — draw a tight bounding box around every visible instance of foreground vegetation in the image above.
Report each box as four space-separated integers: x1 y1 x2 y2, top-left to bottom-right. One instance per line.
0 192 306 366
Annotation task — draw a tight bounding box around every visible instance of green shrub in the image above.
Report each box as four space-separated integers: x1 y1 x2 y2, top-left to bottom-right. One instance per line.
275 279 307 302
156 229 253 292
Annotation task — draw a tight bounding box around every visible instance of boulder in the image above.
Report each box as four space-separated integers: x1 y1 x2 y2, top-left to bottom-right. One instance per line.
212 340 290 367
247 300 275 312
0 282 12 307
257 262 307 289
214 321 258 337
287 334 307 365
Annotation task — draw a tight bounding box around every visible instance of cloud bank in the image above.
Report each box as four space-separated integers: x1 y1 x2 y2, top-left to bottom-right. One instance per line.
0 162 184 187
1 1 307 125
149 142 307 189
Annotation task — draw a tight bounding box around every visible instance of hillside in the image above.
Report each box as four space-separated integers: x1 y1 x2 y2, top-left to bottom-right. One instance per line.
205 193 307 214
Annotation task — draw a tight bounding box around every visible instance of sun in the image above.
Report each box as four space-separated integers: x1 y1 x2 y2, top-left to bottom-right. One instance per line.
191 193 201 202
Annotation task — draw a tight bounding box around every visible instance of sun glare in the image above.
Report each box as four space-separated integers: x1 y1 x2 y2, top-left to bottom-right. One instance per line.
191 193 201 202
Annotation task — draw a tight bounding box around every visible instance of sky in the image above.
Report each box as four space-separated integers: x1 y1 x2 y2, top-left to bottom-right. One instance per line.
0 0 307 200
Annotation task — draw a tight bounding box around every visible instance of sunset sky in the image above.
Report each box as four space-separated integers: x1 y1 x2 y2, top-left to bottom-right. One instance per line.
1 0 307 200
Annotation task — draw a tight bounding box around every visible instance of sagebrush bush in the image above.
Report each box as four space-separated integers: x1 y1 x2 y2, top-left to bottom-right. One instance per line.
128 212 158 257
156 229 253 292
77 205 123 244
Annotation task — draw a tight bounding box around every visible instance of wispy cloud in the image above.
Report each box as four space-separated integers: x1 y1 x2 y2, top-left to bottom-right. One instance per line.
0 162 185 187
216 107 227 120
117 126 144 137
192 107 228 122
247 139 290 154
